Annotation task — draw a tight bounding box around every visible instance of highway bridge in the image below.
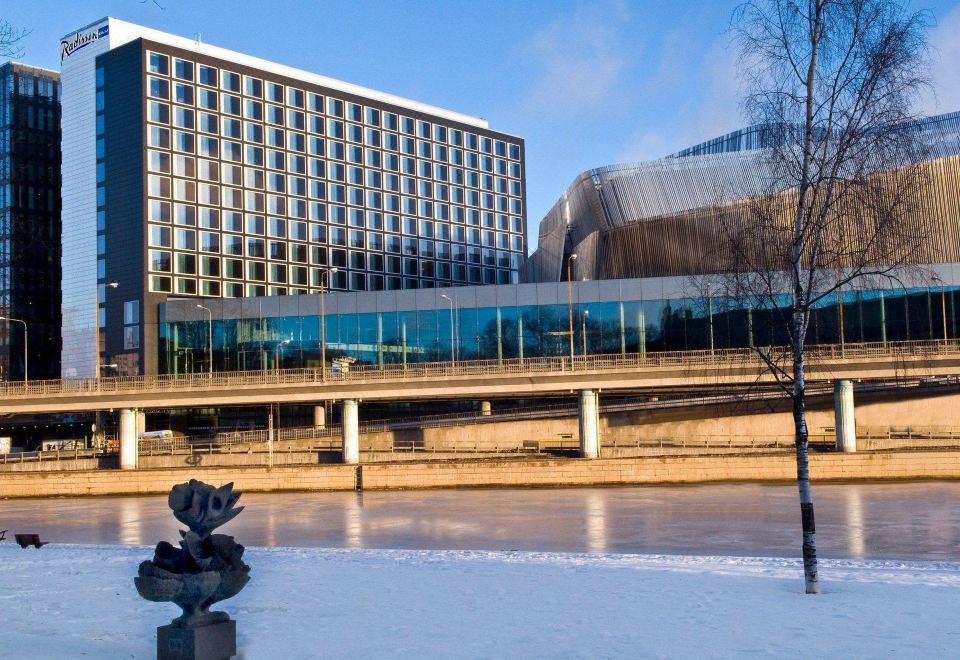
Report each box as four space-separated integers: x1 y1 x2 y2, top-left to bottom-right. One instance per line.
0 339 958 415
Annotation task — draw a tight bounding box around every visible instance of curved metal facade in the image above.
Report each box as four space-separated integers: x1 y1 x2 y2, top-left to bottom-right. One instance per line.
524 111 960 283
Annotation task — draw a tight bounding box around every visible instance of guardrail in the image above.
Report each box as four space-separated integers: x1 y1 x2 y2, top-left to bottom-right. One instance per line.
1 338 958 399
0 448 102 464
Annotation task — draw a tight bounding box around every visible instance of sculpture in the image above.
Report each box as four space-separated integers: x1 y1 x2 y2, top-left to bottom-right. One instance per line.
135 480 250 659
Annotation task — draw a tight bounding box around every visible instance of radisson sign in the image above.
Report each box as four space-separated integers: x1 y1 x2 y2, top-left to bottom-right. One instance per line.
60 24 109 61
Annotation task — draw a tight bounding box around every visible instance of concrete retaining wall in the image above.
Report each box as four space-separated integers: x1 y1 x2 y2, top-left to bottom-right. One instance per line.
1 451 959 498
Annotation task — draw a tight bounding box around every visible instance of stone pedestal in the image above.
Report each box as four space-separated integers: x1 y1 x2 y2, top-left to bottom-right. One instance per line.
158 620 236 660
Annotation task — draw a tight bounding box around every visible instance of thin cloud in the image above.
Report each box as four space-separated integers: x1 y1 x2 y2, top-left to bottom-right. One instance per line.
615 37 744 163
921 5 960 116
520 2 632 118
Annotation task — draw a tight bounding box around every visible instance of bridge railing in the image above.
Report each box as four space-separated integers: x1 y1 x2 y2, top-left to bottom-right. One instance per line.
2 338 958 398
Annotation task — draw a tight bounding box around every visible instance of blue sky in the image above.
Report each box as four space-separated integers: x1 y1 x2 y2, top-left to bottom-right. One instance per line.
7 0 960 247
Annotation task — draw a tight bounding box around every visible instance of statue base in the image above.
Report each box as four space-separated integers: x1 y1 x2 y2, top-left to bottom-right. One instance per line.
157 619 236 660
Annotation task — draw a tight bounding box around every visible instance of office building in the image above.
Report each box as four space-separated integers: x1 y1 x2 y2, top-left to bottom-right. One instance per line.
0 61 61 380
59 18 527 377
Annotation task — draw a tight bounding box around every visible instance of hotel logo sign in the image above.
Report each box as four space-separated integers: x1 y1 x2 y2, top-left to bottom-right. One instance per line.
61 24 109 61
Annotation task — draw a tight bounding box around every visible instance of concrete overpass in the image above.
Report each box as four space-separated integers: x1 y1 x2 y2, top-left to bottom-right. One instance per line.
2 339 958 469
0 339 958 415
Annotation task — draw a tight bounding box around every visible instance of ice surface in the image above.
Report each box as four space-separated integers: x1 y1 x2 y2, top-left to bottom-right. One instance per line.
2 544 958 658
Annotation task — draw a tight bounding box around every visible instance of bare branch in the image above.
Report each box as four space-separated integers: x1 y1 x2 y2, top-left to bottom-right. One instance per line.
0 19 31 59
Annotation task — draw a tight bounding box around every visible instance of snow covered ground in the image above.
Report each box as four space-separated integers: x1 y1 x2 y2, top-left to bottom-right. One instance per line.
2 544 958 658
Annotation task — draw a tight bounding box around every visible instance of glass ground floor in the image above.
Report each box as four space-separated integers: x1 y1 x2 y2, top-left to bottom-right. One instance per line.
158 276 960 374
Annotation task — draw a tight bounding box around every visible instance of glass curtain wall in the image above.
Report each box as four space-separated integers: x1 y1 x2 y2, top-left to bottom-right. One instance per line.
159 285 959 374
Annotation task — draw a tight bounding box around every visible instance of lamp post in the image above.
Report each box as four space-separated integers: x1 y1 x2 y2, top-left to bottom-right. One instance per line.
581 309 589 357
319 267 338 380
933 276 949 342
706 282 715 356
275 338 290 372
441 293 456 364
0 316 27 381
195 304 213 375
566 253 578 363
95 281 119 380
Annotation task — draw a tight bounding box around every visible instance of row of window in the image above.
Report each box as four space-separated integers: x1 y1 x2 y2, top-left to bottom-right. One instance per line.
147 101 520 178
149 252 517 279
147 226 524 258
146 150 521 200
146 200 524 235
147 159 521 202
144 118 523 181
150 265 516 297
145 51 522 159
147 175 523 220
149 215 523 249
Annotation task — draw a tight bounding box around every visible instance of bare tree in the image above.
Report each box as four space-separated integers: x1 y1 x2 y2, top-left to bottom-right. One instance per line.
727 0 933 593
1 19 30 58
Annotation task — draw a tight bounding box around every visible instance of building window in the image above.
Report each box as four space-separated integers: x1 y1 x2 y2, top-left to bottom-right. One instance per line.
147 52 169 75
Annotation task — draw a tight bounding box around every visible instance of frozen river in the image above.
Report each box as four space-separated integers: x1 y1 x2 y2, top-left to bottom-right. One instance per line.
2 482 959 560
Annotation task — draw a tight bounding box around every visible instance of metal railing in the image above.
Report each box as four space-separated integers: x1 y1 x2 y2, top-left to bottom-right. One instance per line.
0 447 102 464
1 338 958 400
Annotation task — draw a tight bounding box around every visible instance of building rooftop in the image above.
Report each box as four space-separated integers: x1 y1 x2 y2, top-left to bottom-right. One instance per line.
62 17 489 129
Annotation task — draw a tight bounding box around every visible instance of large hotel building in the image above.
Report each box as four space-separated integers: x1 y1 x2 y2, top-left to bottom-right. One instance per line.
60 18 527 377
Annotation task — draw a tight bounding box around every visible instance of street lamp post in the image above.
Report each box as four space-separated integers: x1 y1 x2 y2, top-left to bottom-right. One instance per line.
95 281 119 380
0 316 27 381
581 309 589 357
567 254 578 364
320 267 338 380
195 304 213 375
706 282 715 356
441 293 456 365
933 276 949 341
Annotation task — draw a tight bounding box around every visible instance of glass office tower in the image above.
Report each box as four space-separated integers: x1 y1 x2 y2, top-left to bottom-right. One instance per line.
0 62 61 381
59 18 527 377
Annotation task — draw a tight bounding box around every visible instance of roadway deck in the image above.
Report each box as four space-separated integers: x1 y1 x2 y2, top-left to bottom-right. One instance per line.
1 340 958 413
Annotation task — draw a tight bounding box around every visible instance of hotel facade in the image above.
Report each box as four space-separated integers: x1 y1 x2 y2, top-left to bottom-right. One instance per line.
59 18 527 377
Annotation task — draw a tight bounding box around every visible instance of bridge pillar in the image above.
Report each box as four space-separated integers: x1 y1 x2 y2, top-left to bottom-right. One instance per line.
341 399 359 464
480 400 492 416
578 389 600 458
314 404 327 429
119 408 139 470
834 380 856 452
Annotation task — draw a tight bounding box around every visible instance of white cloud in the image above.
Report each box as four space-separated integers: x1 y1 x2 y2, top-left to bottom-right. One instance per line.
921 5 960 115
520 2 632 117
615 37 745 163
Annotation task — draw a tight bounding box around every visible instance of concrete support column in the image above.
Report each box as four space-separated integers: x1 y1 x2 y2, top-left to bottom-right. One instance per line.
119 408 139 470
834 380 856 453
341 399 359 464
480 401 492 416
136 411 146 436
578 389 600 458
313 404 327 429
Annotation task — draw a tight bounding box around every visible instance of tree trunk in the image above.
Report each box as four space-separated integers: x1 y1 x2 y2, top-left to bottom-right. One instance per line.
792 330 820 594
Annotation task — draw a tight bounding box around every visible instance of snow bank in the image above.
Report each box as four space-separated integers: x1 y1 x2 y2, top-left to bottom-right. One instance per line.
2 544 957 658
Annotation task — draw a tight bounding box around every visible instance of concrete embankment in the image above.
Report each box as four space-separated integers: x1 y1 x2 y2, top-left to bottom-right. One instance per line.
1 451 959 498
